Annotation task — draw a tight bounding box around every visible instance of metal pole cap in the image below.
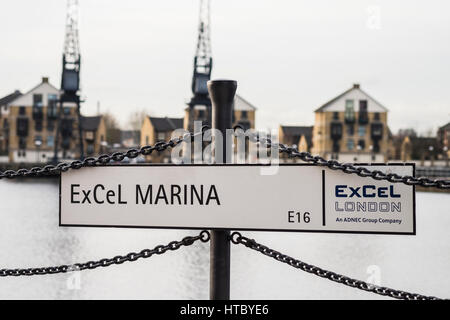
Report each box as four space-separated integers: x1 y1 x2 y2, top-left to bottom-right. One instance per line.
207 79 237 107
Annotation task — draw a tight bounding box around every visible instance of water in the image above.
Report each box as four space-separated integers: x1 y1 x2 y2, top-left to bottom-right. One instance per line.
0 178 449 299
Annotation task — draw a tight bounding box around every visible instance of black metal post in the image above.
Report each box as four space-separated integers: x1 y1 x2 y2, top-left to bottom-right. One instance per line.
207 79 237 300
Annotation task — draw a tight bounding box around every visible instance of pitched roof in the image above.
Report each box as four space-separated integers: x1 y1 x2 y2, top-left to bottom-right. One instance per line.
81 116 102 131
280 125 313 145
439 122 450 131
234 94 257 111
149 117 184 131
0 90 22 106
280 125 313 136
314 84 388 112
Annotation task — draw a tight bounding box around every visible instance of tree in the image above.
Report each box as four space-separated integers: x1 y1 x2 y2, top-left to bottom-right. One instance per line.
103 112 121 145
397 128 417 138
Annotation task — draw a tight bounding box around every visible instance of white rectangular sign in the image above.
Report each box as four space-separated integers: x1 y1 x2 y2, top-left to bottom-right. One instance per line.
59 164 416 234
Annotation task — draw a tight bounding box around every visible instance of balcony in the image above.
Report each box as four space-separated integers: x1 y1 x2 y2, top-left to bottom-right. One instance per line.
16 117 29 137
330 122 343 140
32 105 43 121
371 123 383 140
358 112 369 125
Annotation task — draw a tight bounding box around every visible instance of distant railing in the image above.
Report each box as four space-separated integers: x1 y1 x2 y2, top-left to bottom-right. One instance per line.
416 166 450 178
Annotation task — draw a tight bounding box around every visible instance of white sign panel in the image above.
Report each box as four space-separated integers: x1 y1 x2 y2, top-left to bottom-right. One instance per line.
59 164 415 234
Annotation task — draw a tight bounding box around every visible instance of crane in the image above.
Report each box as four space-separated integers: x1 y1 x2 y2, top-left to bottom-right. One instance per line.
54 0 84 163
187 0 213 130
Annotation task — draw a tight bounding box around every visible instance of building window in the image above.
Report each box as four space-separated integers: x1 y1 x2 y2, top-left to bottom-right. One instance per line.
145 136 149 145
63 107 71 115
35 120 43 132
374 112 380 120
358 139 365 150
347 139 354 151
358 126 366 137
48 94 57 104
241 111 248 119
157 132 165 141
47 120 55 131
86 131 94 140
345 100 355 122
19 106 26 115
19 137 26 150
333 112 339 120
47 135 54 147
359 100 368 124
346 125 354 136
48 94 58 119
87 143 94 155
34 135 43 148
332 141 340 153
33 94 43 108
373 142 380 153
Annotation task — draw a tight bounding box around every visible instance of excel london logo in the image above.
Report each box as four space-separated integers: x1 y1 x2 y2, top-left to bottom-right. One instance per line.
333 184 402 213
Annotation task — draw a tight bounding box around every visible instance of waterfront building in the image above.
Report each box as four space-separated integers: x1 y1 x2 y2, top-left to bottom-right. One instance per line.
140 117 184 163
278 126 313 153
0 77 105 163
0 77 80 163
80 116 107 157
438 122 450 158
140 95 256 163
311 84 391 162
231 95 256 131
0 90 22 162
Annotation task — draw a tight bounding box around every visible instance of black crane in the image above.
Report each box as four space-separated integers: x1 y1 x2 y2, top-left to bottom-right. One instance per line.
187 0 213 130
53 0 84 163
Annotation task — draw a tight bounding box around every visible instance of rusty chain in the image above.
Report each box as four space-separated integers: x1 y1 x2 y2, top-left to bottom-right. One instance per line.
230 231 443 300
0 230 210 277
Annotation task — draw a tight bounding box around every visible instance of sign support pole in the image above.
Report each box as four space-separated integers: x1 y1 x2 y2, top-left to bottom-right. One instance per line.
208 79 237 300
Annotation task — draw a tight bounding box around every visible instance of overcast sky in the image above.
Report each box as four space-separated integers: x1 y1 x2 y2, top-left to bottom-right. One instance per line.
1 0 449 134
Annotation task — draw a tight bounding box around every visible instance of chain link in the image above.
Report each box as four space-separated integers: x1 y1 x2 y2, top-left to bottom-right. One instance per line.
1 128 449 190
230 231 442 300
0 230 210 277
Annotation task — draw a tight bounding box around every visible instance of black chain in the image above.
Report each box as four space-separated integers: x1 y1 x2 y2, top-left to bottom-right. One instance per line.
0 231 210 277
230 231 442 300
236 129 450 189
1 128 449 189
0 129 206 179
